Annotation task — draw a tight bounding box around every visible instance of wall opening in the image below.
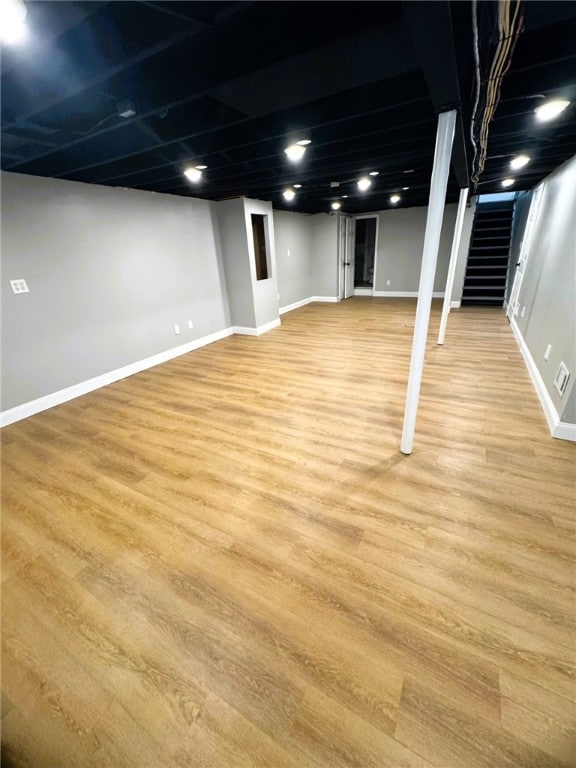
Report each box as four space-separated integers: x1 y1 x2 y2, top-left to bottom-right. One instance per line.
251 213 270 281
353 216 377 288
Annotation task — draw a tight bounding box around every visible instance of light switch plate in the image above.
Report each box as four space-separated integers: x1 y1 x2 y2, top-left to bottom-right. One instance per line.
10 279 29 294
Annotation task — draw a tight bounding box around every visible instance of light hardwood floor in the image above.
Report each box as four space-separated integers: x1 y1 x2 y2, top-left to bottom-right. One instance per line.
1 298 575 768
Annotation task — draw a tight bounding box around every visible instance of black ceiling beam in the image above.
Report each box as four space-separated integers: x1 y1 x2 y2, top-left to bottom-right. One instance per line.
86 115 435 187
1 12 209 129
3 23 422 174
401 0 469 189
11 89 429 181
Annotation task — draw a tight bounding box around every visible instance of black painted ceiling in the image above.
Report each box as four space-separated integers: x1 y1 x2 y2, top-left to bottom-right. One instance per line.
1 1 575 214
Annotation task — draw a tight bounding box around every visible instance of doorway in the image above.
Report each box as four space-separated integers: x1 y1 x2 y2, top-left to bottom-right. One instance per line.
338 215 356 299
353 216 378 291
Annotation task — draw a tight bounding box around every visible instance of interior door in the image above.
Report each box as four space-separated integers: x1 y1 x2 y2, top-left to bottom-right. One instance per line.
344 216 355 299
507 185 544 320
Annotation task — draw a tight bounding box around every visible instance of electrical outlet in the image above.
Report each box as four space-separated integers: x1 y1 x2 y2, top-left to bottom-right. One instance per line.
187 320 194 330
10 279 29 294
554 362 570 396
386 279 391 286
287 249 291 257
173 324 180 335
544 344 552 361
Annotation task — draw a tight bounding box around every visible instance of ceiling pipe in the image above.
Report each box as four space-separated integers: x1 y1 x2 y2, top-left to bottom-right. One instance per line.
401 109 457 455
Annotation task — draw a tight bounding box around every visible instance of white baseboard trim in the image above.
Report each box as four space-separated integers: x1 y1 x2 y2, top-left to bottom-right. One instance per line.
372 291 445 298
233 318 281 336
353 288 373 296
279 297 312 315
450 300 461 309
510 319 574 442
279 296 339 314
554 421 576 441
0 327 235 428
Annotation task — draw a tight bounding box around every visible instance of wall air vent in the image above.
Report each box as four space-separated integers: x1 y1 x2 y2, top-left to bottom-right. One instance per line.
553 362 570 396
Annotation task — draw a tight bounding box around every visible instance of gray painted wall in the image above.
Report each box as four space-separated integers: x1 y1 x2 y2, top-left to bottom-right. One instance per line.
274 204 474 304
273 211 338 302
561 384 576 424
212 198 255 328
274 210 313 307
311 214 339 297
374 204 460 293
214 197 280 330
242 198 280 328
505 191 532 305
512 155 576 421
1 171 230 411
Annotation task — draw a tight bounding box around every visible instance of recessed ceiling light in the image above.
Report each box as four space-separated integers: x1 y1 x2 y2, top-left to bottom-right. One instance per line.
510 155 530 170
402 186 409 191
331 201 342 210
501 178 515 188
283 188 296 202
357 177 372 192
534 99 570 122
195 165 208 171
284 144 307 162
342 195 349 198
296 139 311 146
369 171 379 176
293 184 302 188
390 194 401 204
184 167 203 183
0 0 27 44
403 169 415 174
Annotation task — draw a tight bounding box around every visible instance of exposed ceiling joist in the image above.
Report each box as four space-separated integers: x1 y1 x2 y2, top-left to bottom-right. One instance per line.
401 0 470 189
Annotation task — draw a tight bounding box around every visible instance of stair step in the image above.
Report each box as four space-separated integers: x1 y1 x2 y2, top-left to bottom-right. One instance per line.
471 247 510 252
461 299 504 306
475 223 513 228
471 235 511 241
468 258 509 263
462 293 505 298
464 201 514 308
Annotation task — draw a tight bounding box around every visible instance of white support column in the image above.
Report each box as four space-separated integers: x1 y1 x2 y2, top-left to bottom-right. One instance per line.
438 186 469 345
401 110 456 455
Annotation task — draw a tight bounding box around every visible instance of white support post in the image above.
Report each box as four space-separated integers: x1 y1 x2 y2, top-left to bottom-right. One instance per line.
438 186 469 345
401 110 456 455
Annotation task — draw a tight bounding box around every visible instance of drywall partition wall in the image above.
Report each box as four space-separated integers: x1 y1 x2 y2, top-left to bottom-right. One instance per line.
511 154 576 427
1 171 230 413
561 385 576 426
212 198 256 329
505 190 532 306
242 198 280 329
373 204 459 294
274 210 314 308
310 214 339 298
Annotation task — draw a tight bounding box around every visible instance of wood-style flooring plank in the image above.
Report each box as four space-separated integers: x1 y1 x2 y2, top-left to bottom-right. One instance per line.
2 298 575 767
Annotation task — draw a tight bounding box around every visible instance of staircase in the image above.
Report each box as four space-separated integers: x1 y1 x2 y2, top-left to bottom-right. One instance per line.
462 200 514 306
